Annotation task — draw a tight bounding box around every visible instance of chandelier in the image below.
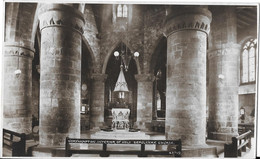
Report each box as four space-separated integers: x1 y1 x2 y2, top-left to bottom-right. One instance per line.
113 42 139 72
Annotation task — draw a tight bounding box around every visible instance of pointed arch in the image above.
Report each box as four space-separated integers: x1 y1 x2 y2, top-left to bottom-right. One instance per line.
102 40 141 74
82 37 96 69
149 34 167 73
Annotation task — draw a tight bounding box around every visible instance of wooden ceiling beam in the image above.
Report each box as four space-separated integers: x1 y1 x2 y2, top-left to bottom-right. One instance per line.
237 18 251 26
237 14 256 24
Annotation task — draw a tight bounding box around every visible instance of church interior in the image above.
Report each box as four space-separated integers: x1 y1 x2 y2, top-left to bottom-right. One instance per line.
1 2 258 158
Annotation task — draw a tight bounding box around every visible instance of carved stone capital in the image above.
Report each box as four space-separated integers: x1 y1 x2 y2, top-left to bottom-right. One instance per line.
135 74 155 82
165 7 212 36
207 43 241 60
4 44 34 59
91 73 108 82
38 4 85 34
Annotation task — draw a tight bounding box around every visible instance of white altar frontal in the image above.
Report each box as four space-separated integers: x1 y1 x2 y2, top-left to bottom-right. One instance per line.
111 108 130 130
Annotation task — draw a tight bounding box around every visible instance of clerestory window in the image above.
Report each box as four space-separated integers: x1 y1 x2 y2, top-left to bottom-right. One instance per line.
117 4 128 18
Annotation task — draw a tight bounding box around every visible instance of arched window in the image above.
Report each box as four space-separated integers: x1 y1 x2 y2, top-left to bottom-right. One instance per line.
123 5 128 17
117 4 127 18
241 38 257 83
117 4 122 17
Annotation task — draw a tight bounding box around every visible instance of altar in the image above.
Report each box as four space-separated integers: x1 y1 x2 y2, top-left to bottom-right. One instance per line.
91 108 150 140
111 108 130 130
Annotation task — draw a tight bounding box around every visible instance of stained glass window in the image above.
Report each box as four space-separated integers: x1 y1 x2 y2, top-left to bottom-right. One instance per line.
241 38 257 83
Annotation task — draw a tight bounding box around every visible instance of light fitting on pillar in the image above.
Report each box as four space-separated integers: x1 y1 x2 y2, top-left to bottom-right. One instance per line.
14 56 21 77
218 74 225 79
36 65 40 74
114 65 129 99
113 42 139 72
218 32 225 80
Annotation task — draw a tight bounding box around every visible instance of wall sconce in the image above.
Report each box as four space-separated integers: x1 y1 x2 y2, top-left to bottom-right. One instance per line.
14 69 22 77
36 65 40 74
218 74 225 80
14 56 21 78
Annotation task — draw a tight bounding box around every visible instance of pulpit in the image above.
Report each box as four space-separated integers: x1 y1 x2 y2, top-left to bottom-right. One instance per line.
112 108 130 130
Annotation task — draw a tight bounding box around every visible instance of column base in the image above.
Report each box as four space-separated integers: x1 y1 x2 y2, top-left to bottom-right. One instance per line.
210 132 239 142
179 145 217 157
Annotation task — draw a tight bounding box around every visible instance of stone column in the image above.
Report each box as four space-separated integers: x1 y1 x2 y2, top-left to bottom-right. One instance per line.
3 43 34 134
135 74 155 131
90 73 107 129
165 6 212 152
207 7 239 141
38 4 84 146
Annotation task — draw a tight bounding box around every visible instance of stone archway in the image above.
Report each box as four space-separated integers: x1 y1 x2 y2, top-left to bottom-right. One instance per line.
102 40 141 75
104 42 138 127
149 36 167 130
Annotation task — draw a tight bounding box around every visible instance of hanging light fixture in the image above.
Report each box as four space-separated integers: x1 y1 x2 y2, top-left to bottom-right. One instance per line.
114 42 139 72
113 20 139 72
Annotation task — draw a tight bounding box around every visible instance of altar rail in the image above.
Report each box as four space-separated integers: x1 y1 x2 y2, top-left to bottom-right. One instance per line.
3 129 26 156
224 130 252 157
65 137 182 157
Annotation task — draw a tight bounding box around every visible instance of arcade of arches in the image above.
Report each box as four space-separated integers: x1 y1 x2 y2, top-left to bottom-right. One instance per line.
2 3 258 157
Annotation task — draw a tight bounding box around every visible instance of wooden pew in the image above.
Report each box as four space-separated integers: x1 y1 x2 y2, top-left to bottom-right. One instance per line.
3 129 26 156
65 138 182 157
224 130 252 157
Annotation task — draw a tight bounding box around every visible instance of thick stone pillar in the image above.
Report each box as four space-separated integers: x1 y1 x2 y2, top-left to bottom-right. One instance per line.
38 4 84 146
3 43 34 134
165 7 215 156
90 73 107 129
135 74 155 131
208 7 239 141
208 44 240 141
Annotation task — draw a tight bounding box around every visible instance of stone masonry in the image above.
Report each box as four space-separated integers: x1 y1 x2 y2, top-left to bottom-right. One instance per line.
135 74 155 131
208 7 240 141
90 73 108 128
165 6 212 146
38 4 84 146
3 44 34 134
208 44 240 140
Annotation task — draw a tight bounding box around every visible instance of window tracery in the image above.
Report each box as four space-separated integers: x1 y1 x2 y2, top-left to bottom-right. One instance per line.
241 38 257 83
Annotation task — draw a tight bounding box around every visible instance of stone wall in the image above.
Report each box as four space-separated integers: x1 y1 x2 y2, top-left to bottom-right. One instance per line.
82 5 100 73
5 3 37 48
100 5 144 74
143 6 167 73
